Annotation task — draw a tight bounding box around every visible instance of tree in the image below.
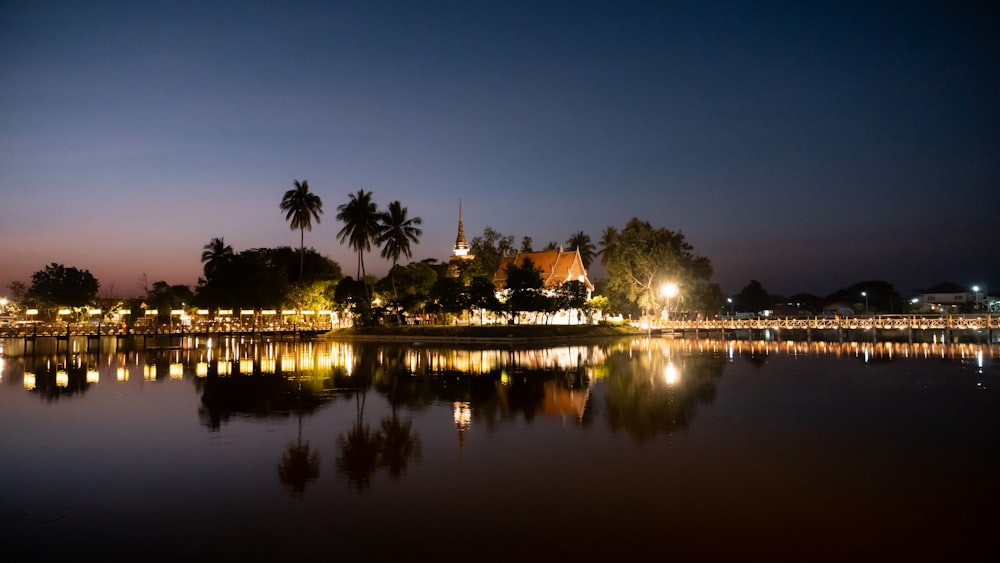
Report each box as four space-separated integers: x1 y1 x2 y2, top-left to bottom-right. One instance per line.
269 246 342 284
280 179 324 280
201 237 234 279
336 190 380 303
27 263 100 310
603 218 713 317
566 231 596 269
520 236 533 252
825 280 903 315
502 257 547 323
555 280 590 323
597 226 619 267
467 275 501 323
146 281 195 325
194 248 292 309
735 280 770 315
377 200 423 302
7 281 27 302
375 261 437 321
470 227 516 281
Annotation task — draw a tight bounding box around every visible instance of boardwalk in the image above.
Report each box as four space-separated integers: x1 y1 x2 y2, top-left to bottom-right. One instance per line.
0 323 333 340
661 314 998 331
655 314 998 343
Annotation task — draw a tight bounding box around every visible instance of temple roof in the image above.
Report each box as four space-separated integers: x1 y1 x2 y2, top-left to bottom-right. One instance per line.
493 247 593 291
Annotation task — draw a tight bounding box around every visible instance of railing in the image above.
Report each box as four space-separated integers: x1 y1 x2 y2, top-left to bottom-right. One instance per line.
658 314 998 331
0 322 335 339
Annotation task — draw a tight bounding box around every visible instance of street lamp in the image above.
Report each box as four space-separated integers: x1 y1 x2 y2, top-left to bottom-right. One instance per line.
861 291 869 315
972 285 980 311
661 283 678 322
727 297 734 318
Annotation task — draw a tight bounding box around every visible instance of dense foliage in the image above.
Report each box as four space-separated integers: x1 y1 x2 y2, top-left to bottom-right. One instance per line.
599 218 718 318
27 263 99 310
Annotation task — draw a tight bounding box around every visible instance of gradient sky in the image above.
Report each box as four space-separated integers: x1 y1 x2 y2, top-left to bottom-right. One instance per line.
2 0 997 299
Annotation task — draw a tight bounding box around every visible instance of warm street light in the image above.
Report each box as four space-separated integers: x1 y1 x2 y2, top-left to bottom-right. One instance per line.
661 283 679 322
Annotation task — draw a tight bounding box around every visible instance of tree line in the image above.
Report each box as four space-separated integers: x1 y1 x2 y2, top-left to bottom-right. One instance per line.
4 179 739 325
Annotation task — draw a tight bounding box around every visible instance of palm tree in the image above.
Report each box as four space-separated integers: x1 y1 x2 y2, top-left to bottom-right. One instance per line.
336 189 380 300
200 237 233 278
597 225 619 267
377 200 423 301
280 179 324 281
277 409 320 498
565 231 596 269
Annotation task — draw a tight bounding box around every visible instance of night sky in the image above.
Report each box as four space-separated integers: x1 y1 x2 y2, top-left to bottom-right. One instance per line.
2 0 997 299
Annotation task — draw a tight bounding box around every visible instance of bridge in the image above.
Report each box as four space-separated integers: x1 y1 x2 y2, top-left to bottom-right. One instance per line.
0 323 334 340
659 314 998 331
649 314 998 343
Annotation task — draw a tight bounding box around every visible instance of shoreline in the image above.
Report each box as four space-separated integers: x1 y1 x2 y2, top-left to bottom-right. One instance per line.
320 324 644 343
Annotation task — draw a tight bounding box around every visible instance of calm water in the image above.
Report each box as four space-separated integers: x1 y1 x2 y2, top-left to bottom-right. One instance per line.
1 336 997 562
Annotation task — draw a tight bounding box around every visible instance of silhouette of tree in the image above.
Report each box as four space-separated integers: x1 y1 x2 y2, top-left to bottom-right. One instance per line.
566 231 596 269
27 263 100 310
336 390 382 491
735 280 771 315
200 237 234 279
280 179 324 280
377 366 422 480
377 200 423 306
470 227 516 281
277 410 319 498
336 190 380 305
503 257 547 322
597 226 619 267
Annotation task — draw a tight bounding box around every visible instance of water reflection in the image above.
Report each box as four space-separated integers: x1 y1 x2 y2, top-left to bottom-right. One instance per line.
2 335 998 561
2 336 997 496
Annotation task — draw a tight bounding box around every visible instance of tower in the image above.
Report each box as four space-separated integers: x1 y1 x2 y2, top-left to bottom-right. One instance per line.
448 199 474 277
453 199 470 257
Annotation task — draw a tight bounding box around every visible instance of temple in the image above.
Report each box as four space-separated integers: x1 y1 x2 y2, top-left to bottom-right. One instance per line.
493 247 594 296
447 200 474 277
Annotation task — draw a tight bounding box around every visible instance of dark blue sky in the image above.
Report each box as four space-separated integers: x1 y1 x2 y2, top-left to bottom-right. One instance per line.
2 0 997 298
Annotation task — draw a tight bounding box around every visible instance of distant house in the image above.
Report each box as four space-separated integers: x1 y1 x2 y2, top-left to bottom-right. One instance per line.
493 247 594 295
822 301 855 316
912 282 984 313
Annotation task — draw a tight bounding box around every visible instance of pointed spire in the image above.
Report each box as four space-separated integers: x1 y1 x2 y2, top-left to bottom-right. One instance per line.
453 199 469 255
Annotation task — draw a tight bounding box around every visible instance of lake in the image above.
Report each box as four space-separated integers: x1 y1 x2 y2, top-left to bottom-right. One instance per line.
1 335 997 562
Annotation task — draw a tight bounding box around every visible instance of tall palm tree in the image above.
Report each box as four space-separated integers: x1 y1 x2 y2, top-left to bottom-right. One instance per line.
565 230 596 269
597 225 619 267
336 189 380 299
377 200 423 300
280 179 324 281
200 237 234 278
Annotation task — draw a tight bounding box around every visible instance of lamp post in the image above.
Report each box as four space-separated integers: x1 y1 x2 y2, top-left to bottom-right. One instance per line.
861 291 869 315
972 285 980 311
661 283 679 323
727 297 734 318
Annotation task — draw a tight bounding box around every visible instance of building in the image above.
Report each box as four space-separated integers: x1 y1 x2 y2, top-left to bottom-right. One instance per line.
912 282 992 313
447 200 475 278
493 247 594 295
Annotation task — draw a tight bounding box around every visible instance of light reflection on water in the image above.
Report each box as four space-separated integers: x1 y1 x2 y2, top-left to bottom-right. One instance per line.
1 336 997 561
